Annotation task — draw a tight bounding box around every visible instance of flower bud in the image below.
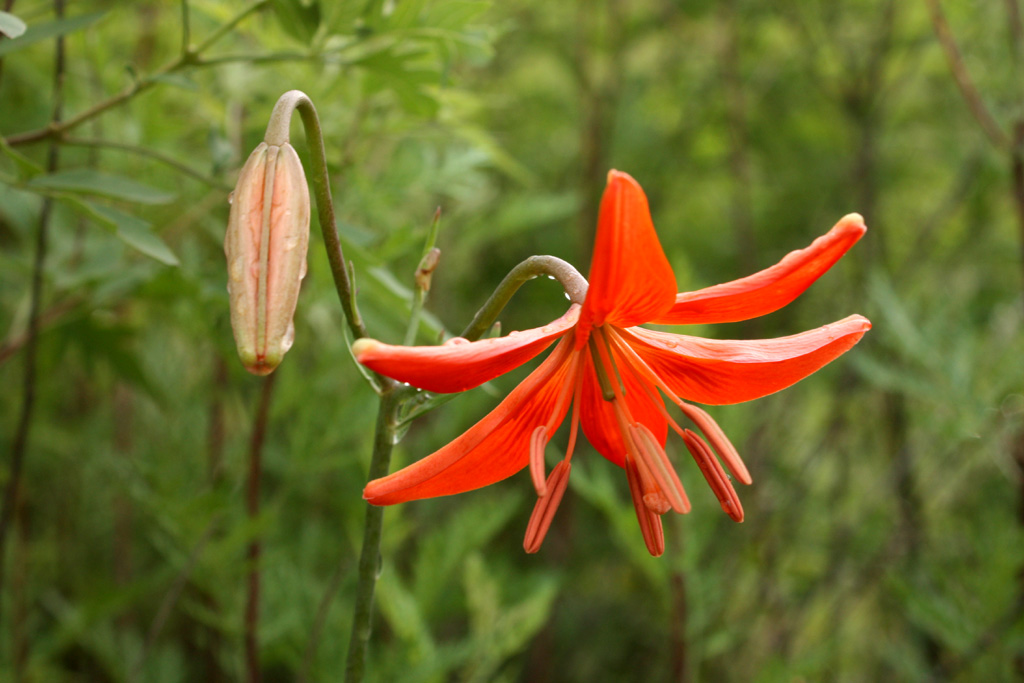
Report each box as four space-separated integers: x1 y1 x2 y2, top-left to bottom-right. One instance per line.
225 141 310 375
415 247 441 292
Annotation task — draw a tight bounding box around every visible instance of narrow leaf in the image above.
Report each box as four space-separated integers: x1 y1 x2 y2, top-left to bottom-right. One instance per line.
90 204 179 266
67 200 179 266
28 169 174 204
0 11 104 57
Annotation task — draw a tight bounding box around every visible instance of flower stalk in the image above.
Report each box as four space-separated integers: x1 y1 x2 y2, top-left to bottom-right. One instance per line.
344 389 399 683
459 254 587 341
262 90 372 345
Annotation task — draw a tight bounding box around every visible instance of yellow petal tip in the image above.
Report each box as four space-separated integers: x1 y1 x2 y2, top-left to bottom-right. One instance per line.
351 338 379 361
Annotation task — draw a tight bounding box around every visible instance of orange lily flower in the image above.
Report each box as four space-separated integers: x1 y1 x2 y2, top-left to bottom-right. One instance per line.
353 170 870 556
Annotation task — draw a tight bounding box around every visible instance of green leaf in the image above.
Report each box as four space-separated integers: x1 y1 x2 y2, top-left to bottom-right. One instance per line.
27 169 175 204
0 136 44 179
0 11 27 39
425 1 489 30
269 0 321 44
0 11 105 57
89 204 180 266
62 198 179 266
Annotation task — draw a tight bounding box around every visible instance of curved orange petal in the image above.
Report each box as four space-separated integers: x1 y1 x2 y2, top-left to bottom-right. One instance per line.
363 338 577 505
578 348 668 469
653 214 866 325
353 305 580 393
577 171 676 342
624 314 871 405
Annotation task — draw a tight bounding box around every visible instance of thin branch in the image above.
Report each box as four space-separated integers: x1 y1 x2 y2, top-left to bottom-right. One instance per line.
0 297 80 367
0 0 17 90
1006 0 1024 60
299 552 350 683
128 514 223 683
245 373 277 683
193 52 321 67
923 0 1010 151
3 0 269 147
180 0 191 56
0 0 65 627
60 136 231 190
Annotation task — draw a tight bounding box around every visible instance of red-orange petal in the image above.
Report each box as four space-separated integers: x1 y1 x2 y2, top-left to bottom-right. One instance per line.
624 314 871 406
578 348 668 469
577 171 676 343
353 305 580 393
653 214 866 325
363 338 577 505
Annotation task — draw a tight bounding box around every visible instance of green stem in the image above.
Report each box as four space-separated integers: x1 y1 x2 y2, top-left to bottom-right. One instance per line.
403 284 427 347
460 255 587 341
403 208 442 346
262 90 376 348
394 254 588 408
180 0 191 55
344 389 400 683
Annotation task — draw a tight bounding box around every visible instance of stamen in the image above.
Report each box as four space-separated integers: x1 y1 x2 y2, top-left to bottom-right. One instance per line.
624 455 665 557
682 429 744 522
529 425 548 496
598 328 626 396
610 337 695 444
587 336 617 401
523 460 572 553
563 360 584 463
605 327 684 404
678 402 752 485
643 492 672 515
629 423 691 514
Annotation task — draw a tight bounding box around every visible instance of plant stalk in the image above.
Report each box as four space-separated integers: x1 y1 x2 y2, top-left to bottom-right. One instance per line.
0 0 65 632
344 389 400 682
460 255 587 342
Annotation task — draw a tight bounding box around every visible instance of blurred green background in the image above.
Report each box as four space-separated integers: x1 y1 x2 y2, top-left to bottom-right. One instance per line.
1 0 1023 680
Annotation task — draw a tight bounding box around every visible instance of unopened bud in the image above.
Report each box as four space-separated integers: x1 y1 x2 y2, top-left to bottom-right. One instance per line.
415 247 441 291
225 141 310 375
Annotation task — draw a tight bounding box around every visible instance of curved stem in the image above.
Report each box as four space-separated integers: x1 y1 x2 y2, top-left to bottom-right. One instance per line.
345 388 399 683
263 93 364 337
460 255 588 341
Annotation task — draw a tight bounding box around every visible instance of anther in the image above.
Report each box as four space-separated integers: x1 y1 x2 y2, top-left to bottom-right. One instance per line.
625 455 665 557
587 337 617 401
678 402 752 485
628 423 690 514
529 425 548 496
681 429 744 522
523 460 572 553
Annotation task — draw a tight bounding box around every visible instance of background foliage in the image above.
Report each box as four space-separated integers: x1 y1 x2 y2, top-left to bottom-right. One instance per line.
2 0 1023 681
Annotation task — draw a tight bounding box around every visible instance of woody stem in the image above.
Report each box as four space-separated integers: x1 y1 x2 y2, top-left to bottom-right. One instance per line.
460 255 588 341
